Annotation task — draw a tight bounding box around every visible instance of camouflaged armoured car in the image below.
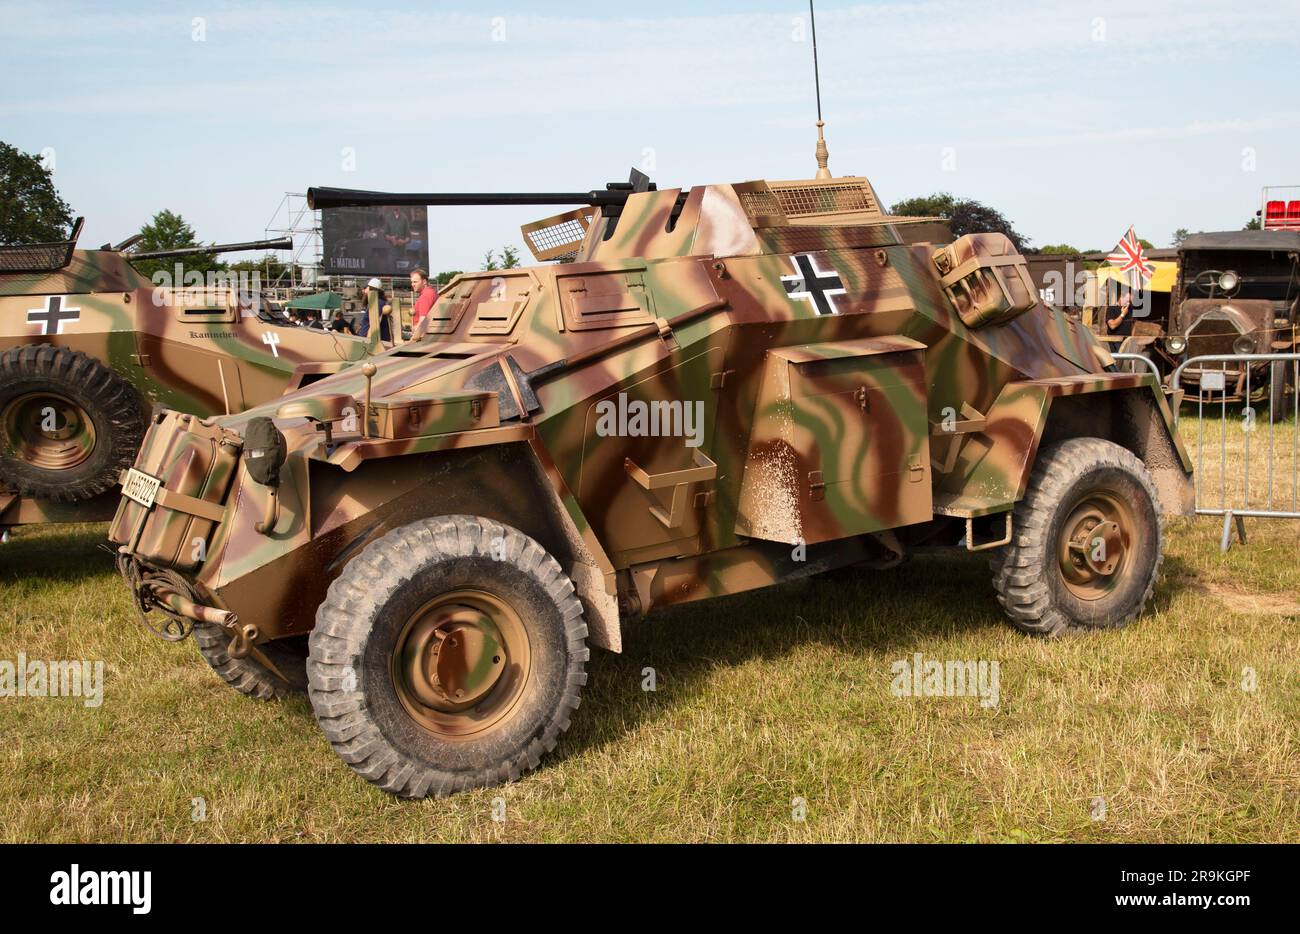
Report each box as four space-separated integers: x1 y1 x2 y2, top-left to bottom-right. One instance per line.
110 169 1195 798
0 221 372 531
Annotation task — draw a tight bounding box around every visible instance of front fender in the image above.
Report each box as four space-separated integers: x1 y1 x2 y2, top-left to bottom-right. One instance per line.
933 373 1193 519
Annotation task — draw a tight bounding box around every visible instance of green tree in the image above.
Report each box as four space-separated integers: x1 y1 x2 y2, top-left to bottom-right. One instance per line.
0 141 74 245
227 256 294 288
434 270 462 287
1244 217 1262 231
480 245 523 271
890 192 1029 251
128 210 220 279
1171 228 1192 248
1037 243 1080 255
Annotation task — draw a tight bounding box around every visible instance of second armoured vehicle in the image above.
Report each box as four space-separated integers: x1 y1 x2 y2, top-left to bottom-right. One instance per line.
110 166 1194 798
0 221 373 532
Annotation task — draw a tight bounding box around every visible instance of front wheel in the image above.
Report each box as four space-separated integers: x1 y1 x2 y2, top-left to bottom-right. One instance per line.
990 438 1164 636
1268 360 1293 418
308 516 588 798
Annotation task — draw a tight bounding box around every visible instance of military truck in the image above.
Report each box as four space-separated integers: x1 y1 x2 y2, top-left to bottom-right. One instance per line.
1162 230 1298 411
109 168 1194 798
0 220 374 531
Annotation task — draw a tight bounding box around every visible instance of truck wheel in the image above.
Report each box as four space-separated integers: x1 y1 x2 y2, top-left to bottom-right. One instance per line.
0 345 146 502
1268 360 1293 418
308 516 589 798
193 624 309 700
990 438 1163 636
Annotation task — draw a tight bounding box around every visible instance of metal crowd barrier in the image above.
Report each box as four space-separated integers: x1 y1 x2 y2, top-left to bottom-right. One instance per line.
1170 353 1300 550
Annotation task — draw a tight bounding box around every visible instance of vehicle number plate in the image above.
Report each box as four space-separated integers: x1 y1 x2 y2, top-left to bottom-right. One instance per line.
1200 371 1227 391
121 468 162 508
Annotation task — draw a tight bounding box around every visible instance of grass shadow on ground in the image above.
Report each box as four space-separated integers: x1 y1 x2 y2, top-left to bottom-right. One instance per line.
0 522 116 587
558 546 1201 765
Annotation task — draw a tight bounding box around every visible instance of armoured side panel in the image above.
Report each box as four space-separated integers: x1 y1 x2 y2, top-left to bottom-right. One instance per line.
736 336 932 544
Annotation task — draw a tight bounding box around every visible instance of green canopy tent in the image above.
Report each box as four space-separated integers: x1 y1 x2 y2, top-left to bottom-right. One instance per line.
284 291 343 311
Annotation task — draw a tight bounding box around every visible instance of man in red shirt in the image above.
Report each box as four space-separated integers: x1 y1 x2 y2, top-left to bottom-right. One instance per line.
409 268 439 338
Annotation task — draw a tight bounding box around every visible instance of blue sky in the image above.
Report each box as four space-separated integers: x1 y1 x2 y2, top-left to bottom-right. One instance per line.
2 0 1296 272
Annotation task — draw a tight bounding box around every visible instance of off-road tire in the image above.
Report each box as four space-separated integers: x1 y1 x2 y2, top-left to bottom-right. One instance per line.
308 516 589 798
0 345 146 502
193 624 309 699
1268 360 1293 418
990 438 1163 636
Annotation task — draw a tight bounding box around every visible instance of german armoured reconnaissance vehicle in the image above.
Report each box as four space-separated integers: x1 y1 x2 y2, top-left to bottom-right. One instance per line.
110 166 1194 798
0 221 372 531
1161 230 1298 411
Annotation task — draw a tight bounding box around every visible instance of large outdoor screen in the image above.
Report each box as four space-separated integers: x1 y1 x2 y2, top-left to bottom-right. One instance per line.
320 204 429 276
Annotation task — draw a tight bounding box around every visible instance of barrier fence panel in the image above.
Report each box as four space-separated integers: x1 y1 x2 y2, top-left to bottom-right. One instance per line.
1111 352 1162 379
1170 353 1300 550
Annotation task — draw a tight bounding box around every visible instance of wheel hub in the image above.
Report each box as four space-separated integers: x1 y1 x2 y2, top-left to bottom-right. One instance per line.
1058 494 1133 600
391 589 529 739
2 393 95 470
398 608 506 712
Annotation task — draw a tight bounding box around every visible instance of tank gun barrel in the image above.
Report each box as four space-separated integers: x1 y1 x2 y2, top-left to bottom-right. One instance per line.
307 171 655 211
127 236 293 262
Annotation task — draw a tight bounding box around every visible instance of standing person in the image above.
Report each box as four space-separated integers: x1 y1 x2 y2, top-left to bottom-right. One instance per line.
409 268 439 338
357 278 392 343
1106 288 1135 339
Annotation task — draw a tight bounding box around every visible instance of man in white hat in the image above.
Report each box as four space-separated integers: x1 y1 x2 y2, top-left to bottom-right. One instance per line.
357 277 392 343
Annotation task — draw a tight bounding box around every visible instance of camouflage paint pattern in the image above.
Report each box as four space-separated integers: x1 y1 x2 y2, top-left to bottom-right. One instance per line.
1 247 373 525
109 173 1194 654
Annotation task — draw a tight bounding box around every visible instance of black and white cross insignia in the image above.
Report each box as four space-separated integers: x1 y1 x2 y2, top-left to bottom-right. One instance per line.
26 296 81 335
781 254 846 315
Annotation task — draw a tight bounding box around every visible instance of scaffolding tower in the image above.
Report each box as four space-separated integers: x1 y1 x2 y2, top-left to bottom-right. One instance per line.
263 192 322 293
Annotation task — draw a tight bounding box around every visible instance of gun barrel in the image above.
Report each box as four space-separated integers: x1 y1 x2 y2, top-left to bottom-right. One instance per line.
307 187 631 211
128 236 293 262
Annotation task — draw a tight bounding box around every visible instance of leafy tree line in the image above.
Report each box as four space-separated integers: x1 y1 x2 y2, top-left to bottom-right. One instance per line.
2 140 513 284
0 142 73 245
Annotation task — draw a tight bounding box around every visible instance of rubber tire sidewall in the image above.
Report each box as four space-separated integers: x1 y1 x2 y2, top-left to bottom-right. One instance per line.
308 516 588 797
193 623 309 699
993 438 1164 635
1268 360 1292 417
0 345 146 502
360 552 571 775
1039 461 1160 628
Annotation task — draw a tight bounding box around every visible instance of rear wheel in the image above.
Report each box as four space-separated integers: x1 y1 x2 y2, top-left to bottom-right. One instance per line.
0 345 146 502
308 516 588 798
990 438 1163 636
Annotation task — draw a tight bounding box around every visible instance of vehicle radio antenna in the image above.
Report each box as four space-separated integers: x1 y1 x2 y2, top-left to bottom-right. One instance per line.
810 0 831 179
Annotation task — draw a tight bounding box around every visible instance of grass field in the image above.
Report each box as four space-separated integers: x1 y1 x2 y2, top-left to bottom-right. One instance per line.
2 417 1298 843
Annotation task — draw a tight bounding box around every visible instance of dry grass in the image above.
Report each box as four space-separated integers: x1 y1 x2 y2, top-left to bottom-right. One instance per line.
1 414 1297 843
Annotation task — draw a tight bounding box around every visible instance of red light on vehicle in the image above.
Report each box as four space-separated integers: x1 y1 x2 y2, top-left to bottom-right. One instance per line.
1264 200 1286 229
